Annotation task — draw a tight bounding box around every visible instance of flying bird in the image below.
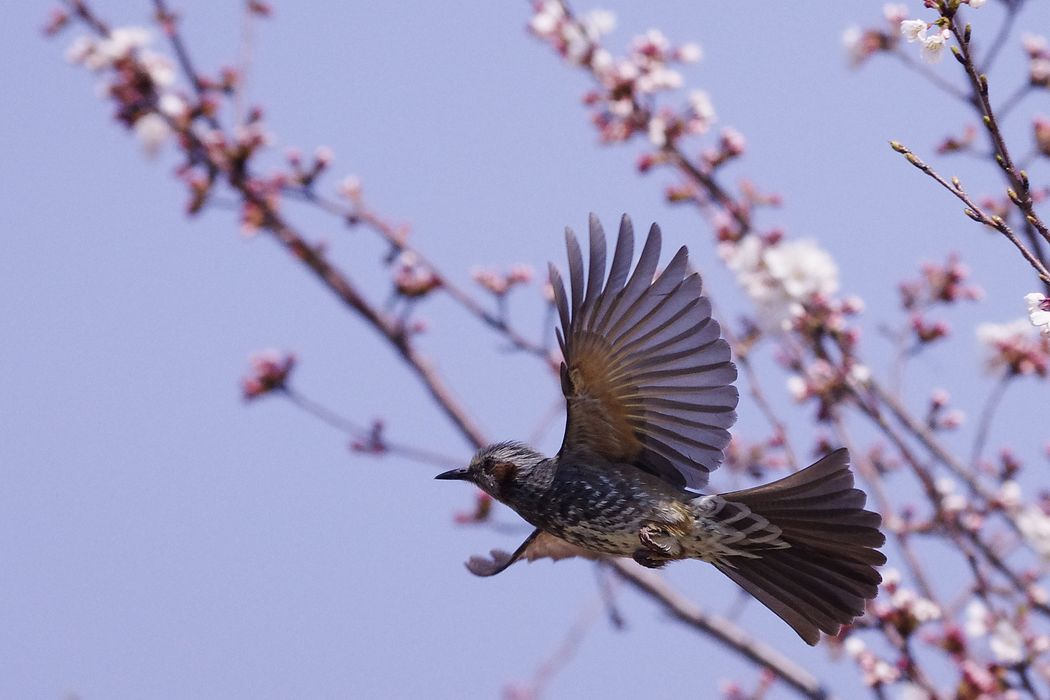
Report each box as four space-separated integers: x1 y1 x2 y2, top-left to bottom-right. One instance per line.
436 214 885 645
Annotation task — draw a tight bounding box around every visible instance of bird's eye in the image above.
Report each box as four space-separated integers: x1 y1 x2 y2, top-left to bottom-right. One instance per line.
480 457 494 473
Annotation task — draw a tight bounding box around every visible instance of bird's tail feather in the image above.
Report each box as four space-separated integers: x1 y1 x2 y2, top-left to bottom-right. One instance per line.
712 448 886 645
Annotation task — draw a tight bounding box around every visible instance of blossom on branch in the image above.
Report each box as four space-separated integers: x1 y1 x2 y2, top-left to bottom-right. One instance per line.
393 251 441 298
241 350 296 400
976 319 1050 377
722 236 840 333
1026 292 1050 336
920 29 950 64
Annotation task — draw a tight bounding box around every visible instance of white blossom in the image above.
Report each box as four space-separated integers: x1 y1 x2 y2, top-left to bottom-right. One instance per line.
1022 33 1049 56
141 51 175 87
721 236 768 302
921 30 950 63
897 682 932 700
976 318 1039 375
686 90 716 124
844 636 867 658
884 4 908 24
965 600 990 637
1026 292 1050 336
158 93 187 119
1017 505 1050 559
999 480 1023 509
65 36 96 65
635 28 669 53
900 19 928 43
848 363 872 385
677 42 703 63
133 113 171 158
723 237 839 333
65 26 152 72
967 0 987 8
1033 59 1050 84
786 375 807 401
581 9 616 38
763 239 839 301
842 25 862 53
636 65 682 93
647 116 667 146
990 619 1025 664
529 1 563 36
103 26 152 59
338 174 362 199
560 22 590 64
978 318 1034 346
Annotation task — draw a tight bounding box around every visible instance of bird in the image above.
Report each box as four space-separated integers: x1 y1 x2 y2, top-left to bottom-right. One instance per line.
435 214 885 645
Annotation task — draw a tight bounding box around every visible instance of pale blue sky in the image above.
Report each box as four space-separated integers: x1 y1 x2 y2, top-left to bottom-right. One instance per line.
2 2 1049 698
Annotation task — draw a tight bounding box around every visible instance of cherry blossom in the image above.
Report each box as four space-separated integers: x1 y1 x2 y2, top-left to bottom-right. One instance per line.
1026 292 1050 336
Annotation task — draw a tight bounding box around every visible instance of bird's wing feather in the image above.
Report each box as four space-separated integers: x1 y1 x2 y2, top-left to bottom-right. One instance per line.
465 529 598 576
553 214 738 490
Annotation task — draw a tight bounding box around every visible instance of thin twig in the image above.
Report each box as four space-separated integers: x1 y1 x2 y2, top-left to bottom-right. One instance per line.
969 374 1011 469
152 0 220 129
889 142 1050 283
948 15 1050 255
979 0 1026 74
722 324 799 470
890 48 971 104
281 386 462 467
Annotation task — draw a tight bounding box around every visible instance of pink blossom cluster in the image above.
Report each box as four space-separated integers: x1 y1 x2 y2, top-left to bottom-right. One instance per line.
471 264 534 296
64 25 186 157
900 255 984 311
898 255 983 347
241 350 296 400
976 319 1050 377
349 419 388 455
1022 34 1050 88
393 252 442 298
841 5 906 67
925 388 966 432
529 1 709 146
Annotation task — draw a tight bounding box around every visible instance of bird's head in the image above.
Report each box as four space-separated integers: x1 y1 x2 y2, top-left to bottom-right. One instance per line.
435 441 548 500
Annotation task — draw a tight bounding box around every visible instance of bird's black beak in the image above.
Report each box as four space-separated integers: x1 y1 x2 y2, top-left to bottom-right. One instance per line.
434 467 471 482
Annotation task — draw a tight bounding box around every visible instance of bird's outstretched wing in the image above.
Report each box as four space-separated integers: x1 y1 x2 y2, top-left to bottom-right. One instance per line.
550 214 738 490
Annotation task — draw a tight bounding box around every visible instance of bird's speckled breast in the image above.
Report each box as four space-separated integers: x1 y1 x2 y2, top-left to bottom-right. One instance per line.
507 460 691 557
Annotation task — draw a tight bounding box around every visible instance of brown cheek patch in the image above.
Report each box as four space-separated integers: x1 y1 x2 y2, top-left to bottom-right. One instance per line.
491 461 518 490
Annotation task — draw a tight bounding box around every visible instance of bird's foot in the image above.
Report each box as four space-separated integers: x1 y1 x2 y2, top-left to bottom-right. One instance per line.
631 548 672 569
633 521 684 568
639 521 683 553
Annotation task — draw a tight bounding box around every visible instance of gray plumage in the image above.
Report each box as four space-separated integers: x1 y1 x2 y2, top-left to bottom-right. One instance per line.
436 214 886 646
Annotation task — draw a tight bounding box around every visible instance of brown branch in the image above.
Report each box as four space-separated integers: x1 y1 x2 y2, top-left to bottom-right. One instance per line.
152 0 220 129
611 561 829 700
286 187 549 357
947 14 1050 275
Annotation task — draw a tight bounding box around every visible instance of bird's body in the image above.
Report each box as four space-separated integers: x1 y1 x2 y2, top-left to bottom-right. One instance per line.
487 444 692 558
483 442 788 566
437 215 886 645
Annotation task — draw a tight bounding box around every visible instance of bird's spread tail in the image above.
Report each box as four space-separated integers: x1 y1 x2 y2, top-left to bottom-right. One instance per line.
708 448 886 645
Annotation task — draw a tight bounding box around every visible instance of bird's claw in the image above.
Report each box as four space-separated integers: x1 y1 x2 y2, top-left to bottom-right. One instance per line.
632 548 671 569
